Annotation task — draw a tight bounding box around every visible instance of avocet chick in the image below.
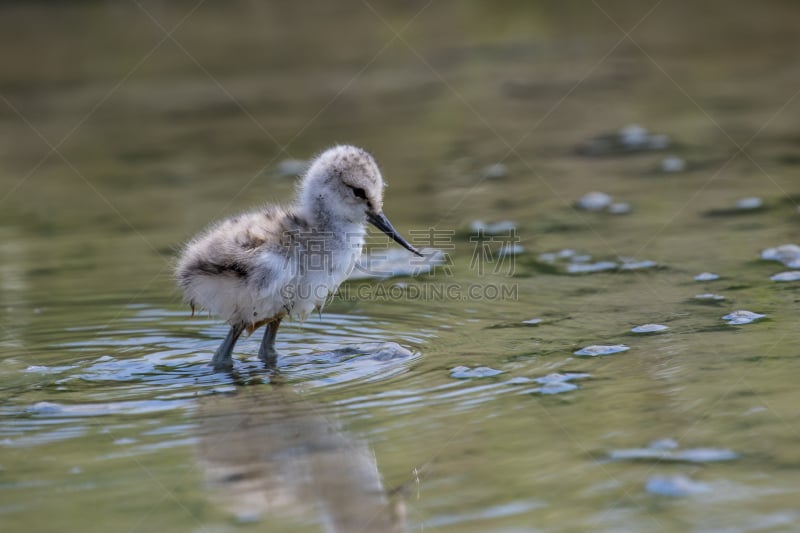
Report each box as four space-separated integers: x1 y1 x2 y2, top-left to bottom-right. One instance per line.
176 145 422 370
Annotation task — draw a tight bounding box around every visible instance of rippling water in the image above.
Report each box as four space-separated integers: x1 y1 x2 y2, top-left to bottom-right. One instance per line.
2 1 800 532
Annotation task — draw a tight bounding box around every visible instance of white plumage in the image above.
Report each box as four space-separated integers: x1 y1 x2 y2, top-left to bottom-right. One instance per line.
176 145 421 370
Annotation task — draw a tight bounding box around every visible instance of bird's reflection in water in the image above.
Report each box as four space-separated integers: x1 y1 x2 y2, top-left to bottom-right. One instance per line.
196 380 406 532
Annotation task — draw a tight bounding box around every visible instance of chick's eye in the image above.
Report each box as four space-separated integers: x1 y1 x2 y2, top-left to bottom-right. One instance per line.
350 186 367 200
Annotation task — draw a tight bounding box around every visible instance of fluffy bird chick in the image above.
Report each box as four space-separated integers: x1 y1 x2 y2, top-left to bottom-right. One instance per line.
176 145 422 370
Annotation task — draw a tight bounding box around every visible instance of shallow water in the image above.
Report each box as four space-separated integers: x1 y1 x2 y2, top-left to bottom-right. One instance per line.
2 1 800 532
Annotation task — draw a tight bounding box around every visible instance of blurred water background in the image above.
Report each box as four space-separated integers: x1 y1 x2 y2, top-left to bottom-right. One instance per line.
1 1 800 531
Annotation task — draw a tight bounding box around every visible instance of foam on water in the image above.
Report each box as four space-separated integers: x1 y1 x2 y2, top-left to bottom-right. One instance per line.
619 259 658 270
761 244 800 267
574 344 630 357
469 220 517 235
695 293 725 301
722 310 766 325
567 261 618 274
610 447 738 463
450 366 504 379
631 324 668 333
771 271 800 282
538 249 659 275
695 272 720 281
646 475 710 497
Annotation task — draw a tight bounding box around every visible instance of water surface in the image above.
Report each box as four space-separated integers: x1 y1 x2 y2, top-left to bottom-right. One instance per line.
2 1 800 531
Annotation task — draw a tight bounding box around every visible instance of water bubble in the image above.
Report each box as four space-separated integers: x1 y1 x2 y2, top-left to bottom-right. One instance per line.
538 249 576 262
694 272 720 281
521 373 591 395
694 293 725 301
469 220 517 235
722 310 766 325
235 512 263 524
27 402 63 414
661 155 686 172
646 474 710 497
574 344 629 357
619 259 658 271
610 446 737 463
608 448 665 461
481 163 508 180
631 324 668 333
361 343 415 361
24 364 77 374
539 249 656 275
576 191 613 211
760 244 800 267
771 271 800 282
736 197 763 210
498 244 525 257
538 382 578 395
533 372 591 384
675 448 739 462
449 366 504 379
620 124 649 148
26 399 191 417
621 125 670 150
567 261 617 274
578 125 671 156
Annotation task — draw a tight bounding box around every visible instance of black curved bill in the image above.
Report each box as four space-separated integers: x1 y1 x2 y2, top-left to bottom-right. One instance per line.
367 212 423 257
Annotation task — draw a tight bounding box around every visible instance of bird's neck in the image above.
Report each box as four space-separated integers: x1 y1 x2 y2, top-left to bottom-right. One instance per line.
301 199 367 235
